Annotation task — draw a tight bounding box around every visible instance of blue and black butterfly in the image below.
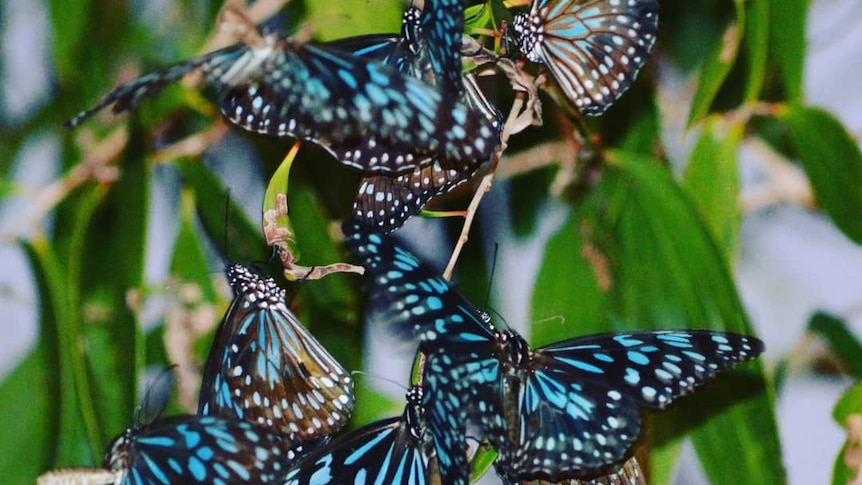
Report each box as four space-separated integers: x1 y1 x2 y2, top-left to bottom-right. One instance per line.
522 456 645 485
282 386 446 485
105 415 301 484
342 222 764 483
198 264 354 444
329 5 503 232
512 0 659 115
65 8 499 176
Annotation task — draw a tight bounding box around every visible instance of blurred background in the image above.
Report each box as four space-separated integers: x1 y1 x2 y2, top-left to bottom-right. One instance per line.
2 0 861 483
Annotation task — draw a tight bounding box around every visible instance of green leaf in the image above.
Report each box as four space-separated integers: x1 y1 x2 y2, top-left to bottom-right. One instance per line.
263 144 302 265
834 381 862 425
304 0 402 40
20 237 96 468
0 345 56 484
48 0 94 81
809 312 862 378
74 131 151 446
832 441 853 485
534 151 783 483
780 105 862 245
174 158 267 263
469 444 498 483
644 422 684 485
171 190 218 301
743 0 769 102
768 0 807 101
683 116 744 255
687 0 745 126
832 381 862 484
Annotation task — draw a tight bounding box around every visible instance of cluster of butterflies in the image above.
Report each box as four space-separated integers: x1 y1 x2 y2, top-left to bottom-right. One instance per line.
56 0 766 484
88 224 762 485
66 0 659 233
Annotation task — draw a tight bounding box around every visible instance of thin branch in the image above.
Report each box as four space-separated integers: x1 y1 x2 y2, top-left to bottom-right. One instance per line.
2 127 127 243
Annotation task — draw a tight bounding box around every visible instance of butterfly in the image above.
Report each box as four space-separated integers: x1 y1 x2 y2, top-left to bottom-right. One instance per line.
342 222 764 483
198 264 354 444
65 15 500 176
523 456 644 485
328 6 503 232
512 0 659 115
105 415 301 484
282 386 450 485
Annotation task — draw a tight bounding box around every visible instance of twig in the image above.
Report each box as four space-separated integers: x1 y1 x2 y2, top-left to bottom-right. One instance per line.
442 94 529 280
2 127 127 243
150 123 230 163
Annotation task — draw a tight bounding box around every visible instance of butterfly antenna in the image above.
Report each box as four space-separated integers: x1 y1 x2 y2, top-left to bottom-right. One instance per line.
222 189 233 268
483 242 499 311
350 370 410 393
138 365 178 425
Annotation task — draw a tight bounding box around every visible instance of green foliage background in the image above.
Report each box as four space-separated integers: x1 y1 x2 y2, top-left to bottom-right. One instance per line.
2 0 861 483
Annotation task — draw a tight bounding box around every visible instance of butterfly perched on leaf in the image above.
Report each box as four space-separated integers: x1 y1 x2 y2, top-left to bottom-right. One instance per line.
329 5 503 232
342 222 764 483
198 264 354 444
65 7 500 176
512 0 659 115
105 415 300 485
282 386 455 485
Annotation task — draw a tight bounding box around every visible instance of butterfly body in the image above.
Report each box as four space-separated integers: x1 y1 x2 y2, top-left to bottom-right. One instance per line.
198 264 354 444
343 222 765 483
513 0 659 115
105 415 296 485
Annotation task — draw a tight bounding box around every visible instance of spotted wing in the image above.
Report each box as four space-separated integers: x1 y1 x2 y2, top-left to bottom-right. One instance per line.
219 41 499 175
342 222 496 347
499 331 763 481
419 0 466 94
513 0 659 115
64 44 248 128
282 387 435 485
106 416 295 485
350 72 499 232
353 161 478 232
198 264 354 443
522 456 646 485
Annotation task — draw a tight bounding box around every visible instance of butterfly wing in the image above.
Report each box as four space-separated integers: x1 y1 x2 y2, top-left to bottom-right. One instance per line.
342 222 496 347
500 365 642 481
420 0 466 94
514 0 659 115
351 72 500 232
219 41 499 175
353 161 478 232
282 388 434 485
199 264 354 443
521 456 645 485
64 44 249 128
107 416 294 485
499 330 763 481
423 345 507 485
538 330 764 409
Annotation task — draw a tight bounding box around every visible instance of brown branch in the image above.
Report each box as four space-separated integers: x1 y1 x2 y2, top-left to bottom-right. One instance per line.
2 127 127 243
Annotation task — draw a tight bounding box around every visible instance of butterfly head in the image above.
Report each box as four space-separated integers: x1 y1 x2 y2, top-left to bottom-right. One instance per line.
404 386 426 442
495 329 530 368
227 263 285 305
402 7 423 56
104 427 136 471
